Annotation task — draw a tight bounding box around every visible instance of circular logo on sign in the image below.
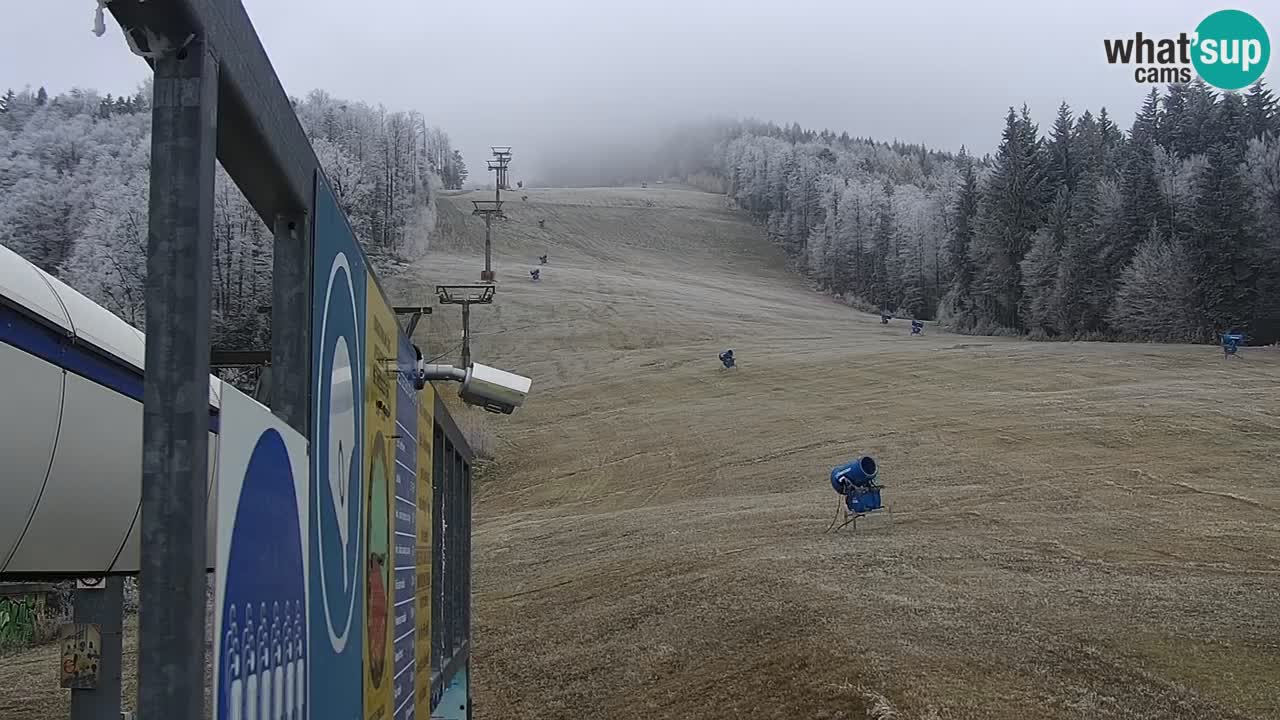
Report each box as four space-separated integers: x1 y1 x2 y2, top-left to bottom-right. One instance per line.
216 429 306 720
1192 9 1270 90
315 252 364 654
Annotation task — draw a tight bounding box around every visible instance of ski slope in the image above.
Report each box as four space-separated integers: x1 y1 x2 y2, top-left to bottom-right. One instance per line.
406 186 1280 720
3 185 1275 720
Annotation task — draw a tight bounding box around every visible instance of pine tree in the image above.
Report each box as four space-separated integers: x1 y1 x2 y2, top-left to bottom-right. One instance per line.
1118 92 1163 264
444 149 468 189
870 185 894 311
1218 91 1249 165
1019 229 1059 335
1095 107 1125 178
1152 146 1206 244
1245 136 1280 232
1178 80 1220 157
35 86 48 106
1249 136 1280 342
1055 179 1121 337
1159 83 1189 151
1244 79 1278 139
1047 102 1078 193
0 89 12 113
970 107 1049 329
1073 110 1100 181
947 151 979 284
1187 143 1261 339
1045 185 1073 251
131 84 150 114
898 228 927 320
1054 227 1092 337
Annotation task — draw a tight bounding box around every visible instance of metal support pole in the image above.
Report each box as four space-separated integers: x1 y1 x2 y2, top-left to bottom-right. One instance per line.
463 461 473 720
138 38 217 720
483 214 493 279
271 213 312 435
460 303 471 370
69 578 125 720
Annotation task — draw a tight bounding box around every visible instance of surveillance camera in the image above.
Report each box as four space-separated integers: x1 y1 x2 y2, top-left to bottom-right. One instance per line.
407 347 531 414
459 362 531 415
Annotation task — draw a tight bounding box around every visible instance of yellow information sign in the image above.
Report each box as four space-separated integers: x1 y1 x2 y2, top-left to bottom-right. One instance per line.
363 277 396 720
414 385 435 719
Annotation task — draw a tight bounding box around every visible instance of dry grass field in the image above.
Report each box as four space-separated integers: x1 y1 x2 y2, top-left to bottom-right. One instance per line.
413 186 1280 720
3 185 1276 719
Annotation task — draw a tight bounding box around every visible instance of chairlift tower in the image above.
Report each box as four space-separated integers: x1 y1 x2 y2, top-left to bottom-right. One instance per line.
436 284 495 370
472 199 504 283
489 146 512 197
477 145 512 283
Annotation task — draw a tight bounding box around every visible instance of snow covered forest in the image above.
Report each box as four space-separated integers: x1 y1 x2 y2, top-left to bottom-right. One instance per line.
664 81 1280 344
4 80 1279 347
0 84 465 349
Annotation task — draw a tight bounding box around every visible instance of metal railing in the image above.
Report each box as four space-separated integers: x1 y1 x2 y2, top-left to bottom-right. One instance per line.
431 394 475 706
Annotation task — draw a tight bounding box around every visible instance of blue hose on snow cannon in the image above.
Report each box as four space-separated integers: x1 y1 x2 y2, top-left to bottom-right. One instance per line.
830 456 882 514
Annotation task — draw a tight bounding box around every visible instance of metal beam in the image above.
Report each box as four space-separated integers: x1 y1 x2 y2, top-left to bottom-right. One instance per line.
137 37 217 720
106 0 318 223
211 349 272 367
270 213 311 434
394 306 432 338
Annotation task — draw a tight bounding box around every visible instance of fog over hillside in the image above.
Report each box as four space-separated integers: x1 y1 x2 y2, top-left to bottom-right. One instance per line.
8 1 1277 182
3 3 1280 343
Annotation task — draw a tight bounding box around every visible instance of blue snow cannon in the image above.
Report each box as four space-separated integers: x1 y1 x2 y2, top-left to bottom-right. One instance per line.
1222 331 1243 358
830 456 882 514
830 456 877 493
719 349 736 369
910 320 924 335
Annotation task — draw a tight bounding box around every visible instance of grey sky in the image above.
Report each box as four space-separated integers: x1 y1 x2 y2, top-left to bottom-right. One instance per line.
3 1 1277 181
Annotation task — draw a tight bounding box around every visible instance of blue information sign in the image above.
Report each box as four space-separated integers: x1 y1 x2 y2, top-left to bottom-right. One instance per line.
310 173 368 720
392 336 419 719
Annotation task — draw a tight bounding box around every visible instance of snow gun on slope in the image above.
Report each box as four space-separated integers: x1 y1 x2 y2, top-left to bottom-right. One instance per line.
825 455 888 533
1222 331 1243 358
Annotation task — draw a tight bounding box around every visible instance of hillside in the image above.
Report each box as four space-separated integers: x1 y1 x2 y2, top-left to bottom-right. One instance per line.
3 185 1275 720
400 186 1280 720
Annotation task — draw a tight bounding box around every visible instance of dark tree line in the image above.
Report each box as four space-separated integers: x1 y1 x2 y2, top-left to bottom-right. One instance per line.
952 81 1279 343
657 80 1280 344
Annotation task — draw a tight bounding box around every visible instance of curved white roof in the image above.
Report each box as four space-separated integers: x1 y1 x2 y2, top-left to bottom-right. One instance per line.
0 244 72 332
0 243 222 410
0 242 239 574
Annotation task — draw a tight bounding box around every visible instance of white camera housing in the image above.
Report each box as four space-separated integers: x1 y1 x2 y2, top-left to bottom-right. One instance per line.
412 353 429 391
459 363 531 415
